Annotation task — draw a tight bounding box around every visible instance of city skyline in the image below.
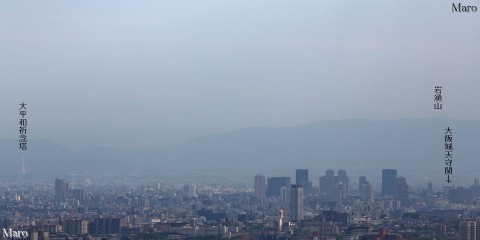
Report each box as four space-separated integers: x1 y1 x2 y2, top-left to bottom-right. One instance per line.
1 170 480 239
1 0 479 238
1 118 480 186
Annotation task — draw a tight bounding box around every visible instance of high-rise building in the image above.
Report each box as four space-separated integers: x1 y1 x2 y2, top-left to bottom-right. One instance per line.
320 169 348 201
319 176 326 193
360 182 374 202
296 169 308 185
267 177 291 198
395 177 409 207
254 175 267 199
359 176 367 190
326 169 335 183
183 184 197 198
428 181 433 193
296 169 312 195
72 189 85 203
382 169 397 196
324 169 336 199
54 178 67 202
336 169 349 194
378 227 388 240
289 185 304 220
458 221 478 240
63 220 88 235
280 186 290 206
335 182 347 204
93 218 124 234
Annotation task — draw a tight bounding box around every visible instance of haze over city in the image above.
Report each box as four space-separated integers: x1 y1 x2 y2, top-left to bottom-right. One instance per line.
2 1 480 239
1 0 480 150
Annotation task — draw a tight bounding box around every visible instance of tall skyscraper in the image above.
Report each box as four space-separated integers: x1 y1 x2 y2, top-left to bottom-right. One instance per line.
296 169 312 195
335 182 347 204
395 176 409 207
280 186 290 204
382 169 397 196
183 184 197 198
325 169 335 199
320 169 348 201
289 185 304 220
54 178 66 202
319 176 326 193
254 175 267 199
267 177 291 198
359 176 367 190
72 189 85 203
336 169 349 194
360 182 374 202
296 169 308 185
459 221 478 240
326 169 335 181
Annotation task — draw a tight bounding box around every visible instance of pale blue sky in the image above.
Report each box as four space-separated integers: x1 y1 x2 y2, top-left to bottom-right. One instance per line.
1 0 479 148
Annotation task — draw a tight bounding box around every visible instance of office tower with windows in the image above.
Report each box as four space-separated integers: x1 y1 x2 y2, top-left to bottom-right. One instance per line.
360 182 374 202
289 185 304 220
395 176 409 207
359 176 367 190
325 169 336 198
54 178 67 202
254 175 267 199
382 169 397 196
267 177 291 198
296 169 308 185
459 221 478 240
336 169 349 194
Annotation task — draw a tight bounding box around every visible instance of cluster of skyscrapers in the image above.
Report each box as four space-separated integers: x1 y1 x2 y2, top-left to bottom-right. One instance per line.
2 169 480 239
319 169 349 203
254 168 413 222
254 169 311 221
54 178 85 205
380 169 409 207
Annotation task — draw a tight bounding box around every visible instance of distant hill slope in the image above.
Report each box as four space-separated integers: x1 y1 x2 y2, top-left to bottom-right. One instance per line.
1 118 478 177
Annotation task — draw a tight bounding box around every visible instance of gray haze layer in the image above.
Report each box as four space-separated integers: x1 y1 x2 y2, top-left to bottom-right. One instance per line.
1 1 480 150
1 119 479 186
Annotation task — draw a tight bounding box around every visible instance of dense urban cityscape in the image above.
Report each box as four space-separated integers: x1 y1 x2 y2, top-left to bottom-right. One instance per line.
2 1 479 240
1 169 480 240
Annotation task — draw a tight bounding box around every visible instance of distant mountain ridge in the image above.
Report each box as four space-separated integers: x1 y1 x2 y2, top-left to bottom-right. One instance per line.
0 118 478 178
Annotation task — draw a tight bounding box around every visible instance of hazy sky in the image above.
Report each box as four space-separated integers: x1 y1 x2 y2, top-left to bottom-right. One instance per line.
1 1 479 148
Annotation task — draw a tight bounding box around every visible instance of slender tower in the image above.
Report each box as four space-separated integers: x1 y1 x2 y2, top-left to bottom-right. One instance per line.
278 209 284 232
21 157 27 174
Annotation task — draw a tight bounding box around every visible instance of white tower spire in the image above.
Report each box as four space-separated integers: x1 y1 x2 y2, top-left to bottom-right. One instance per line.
278 209 284 232
21 157 27 174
